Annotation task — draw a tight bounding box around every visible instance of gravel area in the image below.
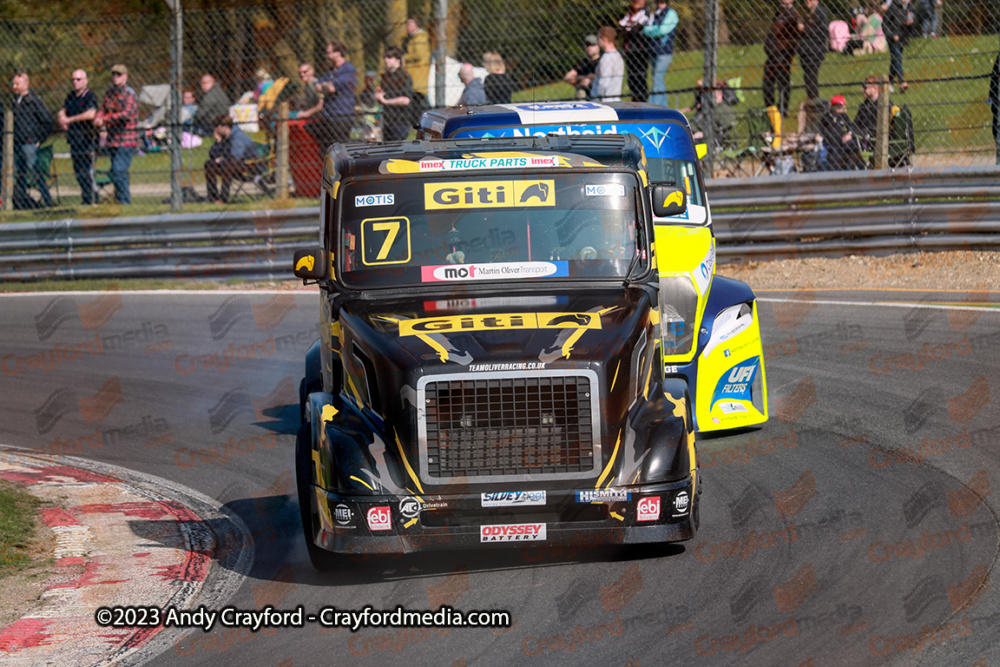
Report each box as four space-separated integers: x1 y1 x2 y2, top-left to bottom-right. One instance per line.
718 250 1000 291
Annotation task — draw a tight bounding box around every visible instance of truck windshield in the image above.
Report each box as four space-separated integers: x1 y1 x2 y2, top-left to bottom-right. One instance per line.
339 172 642 288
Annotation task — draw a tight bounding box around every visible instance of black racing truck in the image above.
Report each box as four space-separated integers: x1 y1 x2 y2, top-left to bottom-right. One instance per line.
293 135 699 569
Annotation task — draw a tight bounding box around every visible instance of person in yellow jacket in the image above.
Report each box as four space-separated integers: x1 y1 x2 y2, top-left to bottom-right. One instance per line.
404 15 431 113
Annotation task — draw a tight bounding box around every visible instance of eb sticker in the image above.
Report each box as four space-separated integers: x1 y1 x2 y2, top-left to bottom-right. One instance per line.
424 180 555 210
361 217 411 265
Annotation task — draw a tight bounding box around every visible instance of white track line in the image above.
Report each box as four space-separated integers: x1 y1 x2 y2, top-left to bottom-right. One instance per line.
757 297 1000 313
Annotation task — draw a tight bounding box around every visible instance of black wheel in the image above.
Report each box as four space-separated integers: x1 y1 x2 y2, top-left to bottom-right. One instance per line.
295 423 345 571
298 377 308 425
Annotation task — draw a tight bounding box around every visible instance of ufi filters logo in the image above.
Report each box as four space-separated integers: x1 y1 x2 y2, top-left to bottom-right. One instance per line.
34 288 123 341
208 294 297 340
711 358 759 409
423 180 554 210
398 312 602 336
33 376 123 434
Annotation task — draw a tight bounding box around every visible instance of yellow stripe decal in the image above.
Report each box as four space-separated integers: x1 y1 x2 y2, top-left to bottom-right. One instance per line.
596 429 622 489
610 512 624 521
563 307 616 359
643 344 655 399
315 487 334 531
610 360 620 392
417 334 450 362
350 475 374 491
396 434 425 494
346 372 363 405
404 517 418 529
311 449 323 484
320 404 338 425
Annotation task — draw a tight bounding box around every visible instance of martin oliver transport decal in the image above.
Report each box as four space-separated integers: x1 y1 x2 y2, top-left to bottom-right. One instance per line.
421 261 568 282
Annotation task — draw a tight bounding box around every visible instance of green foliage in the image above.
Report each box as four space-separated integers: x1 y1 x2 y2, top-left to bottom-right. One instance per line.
0 481 41 575
453 0 624 85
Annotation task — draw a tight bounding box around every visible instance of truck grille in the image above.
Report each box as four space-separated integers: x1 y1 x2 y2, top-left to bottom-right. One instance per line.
417 371 601 482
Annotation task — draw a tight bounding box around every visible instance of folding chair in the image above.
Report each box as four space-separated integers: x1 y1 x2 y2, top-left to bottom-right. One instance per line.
230 141 276 201
738 108 779 176
94 166 114 201
716 116 746 177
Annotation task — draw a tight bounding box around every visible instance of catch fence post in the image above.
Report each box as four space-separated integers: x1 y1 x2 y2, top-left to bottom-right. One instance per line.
874 75 890 171
277 102 289 200
2 110 12 211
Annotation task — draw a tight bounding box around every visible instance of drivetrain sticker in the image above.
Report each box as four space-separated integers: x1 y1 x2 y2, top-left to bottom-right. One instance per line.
480 523 547 542
481 491 546 507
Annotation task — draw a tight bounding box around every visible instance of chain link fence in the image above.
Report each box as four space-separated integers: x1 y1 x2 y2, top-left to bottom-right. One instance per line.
0 0 997 209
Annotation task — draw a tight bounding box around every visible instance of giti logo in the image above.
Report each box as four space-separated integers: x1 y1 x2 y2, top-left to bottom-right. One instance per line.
398 312 601 336
424 180 554 210
662 190 684 207
295 255 315 272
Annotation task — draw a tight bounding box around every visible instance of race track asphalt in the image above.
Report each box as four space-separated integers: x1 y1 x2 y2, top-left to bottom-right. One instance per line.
1 288 998 666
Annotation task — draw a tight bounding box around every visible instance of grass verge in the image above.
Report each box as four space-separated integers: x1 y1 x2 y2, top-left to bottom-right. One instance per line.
0 480 43 577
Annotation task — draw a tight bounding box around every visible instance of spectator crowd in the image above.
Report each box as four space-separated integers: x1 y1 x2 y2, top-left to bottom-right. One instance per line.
3 0 996 211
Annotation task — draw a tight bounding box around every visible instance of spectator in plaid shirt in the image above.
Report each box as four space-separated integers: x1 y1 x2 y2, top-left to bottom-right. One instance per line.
94 64 139 204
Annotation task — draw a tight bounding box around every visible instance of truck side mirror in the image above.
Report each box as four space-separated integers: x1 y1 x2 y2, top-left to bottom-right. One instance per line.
652 185 687 218
293 247 329 281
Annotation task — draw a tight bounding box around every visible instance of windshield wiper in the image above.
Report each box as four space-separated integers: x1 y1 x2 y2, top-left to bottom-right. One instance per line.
623 188 645 287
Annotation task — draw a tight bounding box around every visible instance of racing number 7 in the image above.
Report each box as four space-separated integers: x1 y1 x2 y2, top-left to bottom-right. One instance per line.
361 216 411 265
372 221 400 260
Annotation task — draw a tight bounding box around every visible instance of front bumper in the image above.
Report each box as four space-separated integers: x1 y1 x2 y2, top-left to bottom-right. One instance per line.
307 478 695 556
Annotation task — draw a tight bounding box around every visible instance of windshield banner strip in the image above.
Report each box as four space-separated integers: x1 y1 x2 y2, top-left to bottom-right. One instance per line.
421 261 568 283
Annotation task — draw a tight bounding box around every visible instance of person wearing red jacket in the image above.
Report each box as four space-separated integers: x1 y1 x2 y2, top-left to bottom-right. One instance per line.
94 64 139 204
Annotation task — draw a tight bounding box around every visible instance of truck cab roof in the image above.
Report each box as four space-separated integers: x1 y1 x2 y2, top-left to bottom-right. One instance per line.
419 101 692 141
325 134 650 191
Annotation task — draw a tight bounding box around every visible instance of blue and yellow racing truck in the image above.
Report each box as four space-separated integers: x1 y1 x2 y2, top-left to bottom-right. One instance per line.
419 101 767 431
